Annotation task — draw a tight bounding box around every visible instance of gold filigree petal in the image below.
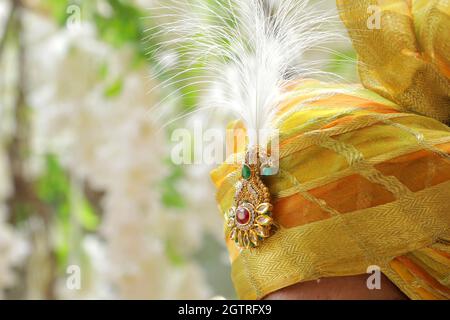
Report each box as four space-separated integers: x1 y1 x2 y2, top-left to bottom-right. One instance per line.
256 203 273 215
229 227 237 241
225 207 236 227
254 225 270 238
249 230 258 247
238 230 244 247
255 214 272 226
243 232 250 249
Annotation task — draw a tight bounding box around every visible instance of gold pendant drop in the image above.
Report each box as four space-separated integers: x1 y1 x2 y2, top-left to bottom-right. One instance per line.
225 150 275 249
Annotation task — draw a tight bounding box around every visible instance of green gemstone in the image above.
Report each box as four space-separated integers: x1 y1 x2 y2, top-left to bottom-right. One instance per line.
261 166 274 176
242 164 251 180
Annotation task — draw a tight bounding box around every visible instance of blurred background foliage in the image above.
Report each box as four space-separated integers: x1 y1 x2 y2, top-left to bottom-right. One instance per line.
0 0 356 299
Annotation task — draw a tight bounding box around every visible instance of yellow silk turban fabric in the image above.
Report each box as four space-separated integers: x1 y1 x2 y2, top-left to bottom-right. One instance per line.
210 0 450 300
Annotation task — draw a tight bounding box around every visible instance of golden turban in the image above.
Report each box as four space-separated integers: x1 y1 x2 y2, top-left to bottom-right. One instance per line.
211 0 450 300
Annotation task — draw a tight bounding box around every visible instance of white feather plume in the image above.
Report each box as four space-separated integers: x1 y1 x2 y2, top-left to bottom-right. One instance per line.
148 0 345 146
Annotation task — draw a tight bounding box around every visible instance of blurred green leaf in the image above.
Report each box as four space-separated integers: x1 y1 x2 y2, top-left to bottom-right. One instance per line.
325 49 358 81
36 154 70 218
36 155 71 268
98 62 109 80
165 240 185 266
94 0 148 61
41 0 72 26
104 78 123 98
160 158 186 209
55 219 70 268
77 199 100 231
36 154 100 269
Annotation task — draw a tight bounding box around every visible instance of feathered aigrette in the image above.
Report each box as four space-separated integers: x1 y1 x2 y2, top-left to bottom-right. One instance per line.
148 0 344 148
148 0 345 249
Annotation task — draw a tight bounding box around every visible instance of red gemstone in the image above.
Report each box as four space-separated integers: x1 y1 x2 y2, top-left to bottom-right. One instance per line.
236 206 250 225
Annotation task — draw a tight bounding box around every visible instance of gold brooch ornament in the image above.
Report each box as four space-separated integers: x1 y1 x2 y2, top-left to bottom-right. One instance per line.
225 149 275 249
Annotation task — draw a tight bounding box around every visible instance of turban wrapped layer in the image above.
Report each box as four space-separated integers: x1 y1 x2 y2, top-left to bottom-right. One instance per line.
211 0 450 300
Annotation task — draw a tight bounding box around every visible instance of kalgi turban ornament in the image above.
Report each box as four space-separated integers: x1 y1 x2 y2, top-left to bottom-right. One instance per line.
155 0 450 300
225 148 275 249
